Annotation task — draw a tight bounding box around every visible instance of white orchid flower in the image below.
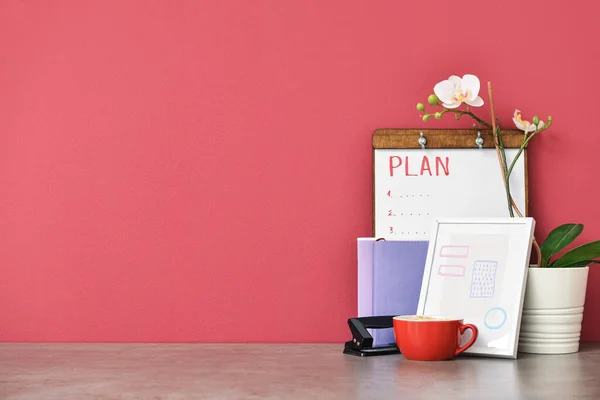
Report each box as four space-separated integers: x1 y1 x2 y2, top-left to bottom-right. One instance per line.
512 109 544 133
433 74 484 108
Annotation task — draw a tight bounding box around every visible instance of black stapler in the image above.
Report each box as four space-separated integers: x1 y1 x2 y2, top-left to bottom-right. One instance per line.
343 316 400 356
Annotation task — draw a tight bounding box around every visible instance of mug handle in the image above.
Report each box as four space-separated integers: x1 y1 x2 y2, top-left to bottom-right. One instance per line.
454 323 478 356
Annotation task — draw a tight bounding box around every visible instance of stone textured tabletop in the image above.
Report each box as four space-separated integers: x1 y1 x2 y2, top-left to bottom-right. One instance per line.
1 343 599 399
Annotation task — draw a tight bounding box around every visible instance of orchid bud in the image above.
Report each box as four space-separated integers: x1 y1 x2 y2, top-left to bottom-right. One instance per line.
533 116 540 125
428 94 439 106
435 112 442 119
548 116 553 122
417 103 425 111
423 115 431 122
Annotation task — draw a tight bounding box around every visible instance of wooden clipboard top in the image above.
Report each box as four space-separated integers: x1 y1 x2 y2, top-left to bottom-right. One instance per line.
373 129 526 149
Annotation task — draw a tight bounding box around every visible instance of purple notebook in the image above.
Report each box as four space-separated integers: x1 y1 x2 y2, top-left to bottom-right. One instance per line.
358 239 429 346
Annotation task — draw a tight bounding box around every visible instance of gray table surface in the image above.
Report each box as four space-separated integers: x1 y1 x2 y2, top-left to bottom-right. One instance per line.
1 342 599 399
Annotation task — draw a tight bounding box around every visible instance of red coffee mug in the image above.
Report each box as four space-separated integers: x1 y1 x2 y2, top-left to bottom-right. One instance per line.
393 315 478 361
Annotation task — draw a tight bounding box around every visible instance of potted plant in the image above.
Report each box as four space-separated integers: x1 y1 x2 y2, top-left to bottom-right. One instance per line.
415 74 600 354
520 223 600 354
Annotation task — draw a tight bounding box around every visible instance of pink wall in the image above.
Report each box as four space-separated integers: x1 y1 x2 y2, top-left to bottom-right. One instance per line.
1 1 599 342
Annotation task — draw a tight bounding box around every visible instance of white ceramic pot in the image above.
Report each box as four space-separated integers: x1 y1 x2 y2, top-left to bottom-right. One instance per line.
518 266 589 354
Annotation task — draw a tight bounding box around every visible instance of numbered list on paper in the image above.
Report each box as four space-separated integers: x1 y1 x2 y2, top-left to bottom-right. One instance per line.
373 149 525 239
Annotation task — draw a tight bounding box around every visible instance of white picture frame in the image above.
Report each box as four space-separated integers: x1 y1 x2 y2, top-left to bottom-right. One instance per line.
417 217 536 359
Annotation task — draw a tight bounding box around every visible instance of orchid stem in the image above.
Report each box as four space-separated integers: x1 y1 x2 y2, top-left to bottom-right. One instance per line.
506 123 551 183
443 109 493 129
487 81 542 265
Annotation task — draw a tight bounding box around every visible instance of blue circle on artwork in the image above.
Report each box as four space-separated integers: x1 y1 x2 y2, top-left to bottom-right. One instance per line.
484 307 507 330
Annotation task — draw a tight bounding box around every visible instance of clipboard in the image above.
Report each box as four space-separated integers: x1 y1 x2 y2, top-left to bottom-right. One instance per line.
372 129 528 239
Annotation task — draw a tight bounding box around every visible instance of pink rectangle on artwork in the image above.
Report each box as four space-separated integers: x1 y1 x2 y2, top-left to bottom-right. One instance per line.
439 245 469 258
437 265 466 277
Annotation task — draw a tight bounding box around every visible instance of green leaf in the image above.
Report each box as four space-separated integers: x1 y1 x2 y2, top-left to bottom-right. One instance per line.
539 223 583 268
549 260 600 268
552 240 600 268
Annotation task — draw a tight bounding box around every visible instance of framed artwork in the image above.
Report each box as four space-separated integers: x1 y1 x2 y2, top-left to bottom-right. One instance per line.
417 217 536 358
